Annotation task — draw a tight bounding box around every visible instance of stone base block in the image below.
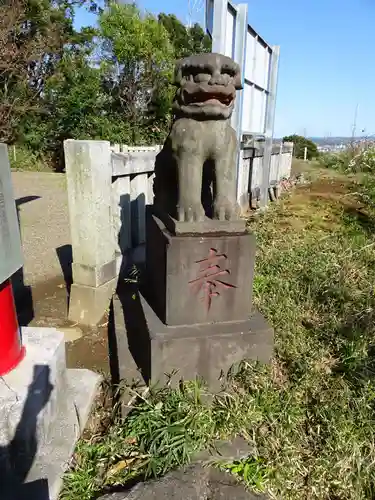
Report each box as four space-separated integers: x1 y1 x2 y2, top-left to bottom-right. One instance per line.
0 327 101 500
145 213 256 326
113 292 273 391
151 207 247 235
72 259 117 288
68 277 117 326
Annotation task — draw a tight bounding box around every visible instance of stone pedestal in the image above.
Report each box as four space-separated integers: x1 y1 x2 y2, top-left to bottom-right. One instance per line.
145 214 256 326
112 211 273 390
113 292 273 390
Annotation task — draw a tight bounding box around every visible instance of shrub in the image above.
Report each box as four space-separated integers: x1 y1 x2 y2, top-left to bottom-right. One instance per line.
318 151 351 171
348 142 375 173
319 141 375 174
8 145 51 172
283 134 319 160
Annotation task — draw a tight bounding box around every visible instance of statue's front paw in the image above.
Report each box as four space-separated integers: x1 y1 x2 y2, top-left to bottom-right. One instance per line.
214 197 240 221
177 202 205 222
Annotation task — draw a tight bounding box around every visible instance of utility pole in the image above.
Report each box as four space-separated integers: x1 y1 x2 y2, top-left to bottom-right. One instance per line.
351 103 359 140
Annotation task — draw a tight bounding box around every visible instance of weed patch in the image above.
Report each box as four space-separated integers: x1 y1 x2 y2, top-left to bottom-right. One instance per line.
62 171 375 500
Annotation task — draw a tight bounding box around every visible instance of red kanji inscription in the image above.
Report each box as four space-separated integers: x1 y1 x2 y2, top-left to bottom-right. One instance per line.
189 248 237 312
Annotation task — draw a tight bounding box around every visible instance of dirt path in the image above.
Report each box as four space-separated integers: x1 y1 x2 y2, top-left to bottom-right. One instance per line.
11 171 110 375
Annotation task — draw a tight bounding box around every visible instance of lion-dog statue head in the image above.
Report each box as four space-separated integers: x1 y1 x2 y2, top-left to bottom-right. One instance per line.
172 53 242 121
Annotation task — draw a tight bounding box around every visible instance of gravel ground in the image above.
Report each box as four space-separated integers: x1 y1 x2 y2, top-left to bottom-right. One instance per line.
11 171 110 374
11 171 70 286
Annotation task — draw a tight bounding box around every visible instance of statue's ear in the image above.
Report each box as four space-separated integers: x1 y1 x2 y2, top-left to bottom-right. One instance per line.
234 70 243 90
173 61 182 87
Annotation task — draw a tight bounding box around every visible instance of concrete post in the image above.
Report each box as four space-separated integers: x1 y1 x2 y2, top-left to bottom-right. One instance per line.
0 144 25 374
259 45 280 208
64 140 117 326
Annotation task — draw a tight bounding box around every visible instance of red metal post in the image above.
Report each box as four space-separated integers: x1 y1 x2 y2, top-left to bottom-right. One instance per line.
0 278 25 376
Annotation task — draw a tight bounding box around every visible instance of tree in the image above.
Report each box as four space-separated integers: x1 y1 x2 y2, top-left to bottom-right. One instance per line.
283 134 319 160
0 0 93 144
158 13 211 60
99 3 175 144
189 22 211 54
0 0 213 162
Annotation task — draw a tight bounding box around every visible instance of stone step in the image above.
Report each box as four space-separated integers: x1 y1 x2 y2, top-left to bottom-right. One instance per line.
0 327 101 500
1 328 69 455
22 368 101 500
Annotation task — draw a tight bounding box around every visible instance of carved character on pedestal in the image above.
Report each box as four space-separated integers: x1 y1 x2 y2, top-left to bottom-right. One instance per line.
154 53 243 222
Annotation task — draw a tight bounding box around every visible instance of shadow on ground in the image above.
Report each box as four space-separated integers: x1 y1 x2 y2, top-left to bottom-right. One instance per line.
108 278 150 388
56 244 73 312
12 196 41 326
0 364 53 500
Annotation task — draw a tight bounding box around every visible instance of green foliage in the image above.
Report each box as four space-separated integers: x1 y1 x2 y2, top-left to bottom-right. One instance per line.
221 457 270 492
61 381 216 499
245 174 375 498
124 381 215 477
101 4 172 66
283 134 319 160
99 3 175 144
1 1 210 168
0 0 92 143
8 145 51 171
158 13 211 59
358 174 375 207
44 53 118 139
318 151 351 171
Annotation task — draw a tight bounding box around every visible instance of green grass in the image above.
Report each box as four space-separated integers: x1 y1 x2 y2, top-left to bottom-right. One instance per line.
61 166 375 500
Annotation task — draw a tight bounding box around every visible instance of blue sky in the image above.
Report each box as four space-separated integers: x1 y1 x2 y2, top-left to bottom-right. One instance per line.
75 0 375 138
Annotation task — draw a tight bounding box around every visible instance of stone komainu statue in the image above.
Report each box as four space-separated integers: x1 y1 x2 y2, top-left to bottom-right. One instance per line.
154 53 243 222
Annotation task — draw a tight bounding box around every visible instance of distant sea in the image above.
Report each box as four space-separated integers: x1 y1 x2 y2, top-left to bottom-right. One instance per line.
275 137 364 145
309 137 358 146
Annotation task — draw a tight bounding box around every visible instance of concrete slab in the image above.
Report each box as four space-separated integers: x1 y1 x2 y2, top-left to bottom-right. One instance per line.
23 368 101 500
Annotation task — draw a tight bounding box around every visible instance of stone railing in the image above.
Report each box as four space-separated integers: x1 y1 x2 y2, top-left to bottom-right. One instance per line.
63 140 160 325
238 141 294 211
63 140 293 325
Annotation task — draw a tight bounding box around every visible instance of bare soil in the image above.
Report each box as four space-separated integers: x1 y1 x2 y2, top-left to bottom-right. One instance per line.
17 275 111 375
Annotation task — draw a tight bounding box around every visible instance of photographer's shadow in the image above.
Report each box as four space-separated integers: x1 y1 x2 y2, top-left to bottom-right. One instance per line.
0 364 53 500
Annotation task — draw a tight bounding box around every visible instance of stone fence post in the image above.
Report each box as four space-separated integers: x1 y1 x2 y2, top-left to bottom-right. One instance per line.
64 140 117 325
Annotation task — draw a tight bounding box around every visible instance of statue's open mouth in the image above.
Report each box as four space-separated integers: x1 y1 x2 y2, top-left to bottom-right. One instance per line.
184 90 234 107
